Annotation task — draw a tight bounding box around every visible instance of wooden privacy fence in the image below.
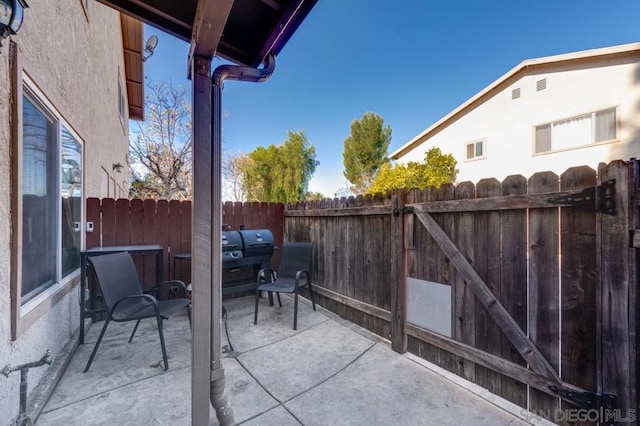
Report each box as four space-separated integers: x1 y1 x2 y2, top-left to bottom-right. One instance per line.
286 193 394 339
85 198 284 289
285 159 638 422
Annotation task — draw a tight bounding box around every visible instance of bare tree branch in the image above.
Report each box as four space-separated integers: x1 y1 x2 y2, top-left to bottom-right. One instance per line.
222 150 249 201
129 81 192 200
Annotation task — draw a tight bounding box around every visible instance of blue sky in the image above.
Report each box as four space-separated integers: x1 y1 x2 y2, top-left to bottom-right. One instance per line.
142 0 640 197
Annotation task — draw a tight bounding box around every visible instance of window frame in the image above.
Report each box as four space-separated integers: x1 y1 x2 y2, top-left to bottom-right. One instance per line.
10 48 85 340
532 106 620 156
464 139 486 162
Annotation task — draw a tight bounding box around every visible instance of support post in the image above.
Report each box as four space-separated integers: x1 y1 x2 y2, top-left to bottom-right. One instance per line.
198 54 275 425
191 55 213 425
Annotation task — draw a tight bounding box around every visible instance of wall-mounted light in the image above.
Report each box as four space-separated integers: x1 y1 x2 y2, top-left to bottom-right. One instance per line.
0 0 28 51
112 162 124 173
142 35 158 62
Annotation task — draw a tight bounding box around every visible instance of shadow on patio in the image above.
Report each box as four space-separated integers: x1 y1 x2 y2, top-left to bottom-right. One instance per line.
37 295 546 425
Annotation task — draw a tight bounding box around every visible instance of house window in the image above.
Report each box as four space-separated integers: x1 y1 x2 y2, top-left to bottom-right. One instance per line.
21 94 58 302
19 81 84 307
465 139 485 161
534 107 617 154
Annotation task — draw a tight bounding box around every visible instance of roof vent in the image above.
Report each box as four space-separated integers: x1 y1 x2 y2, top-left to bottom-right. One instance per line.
512 88 521 99
536 78 547 91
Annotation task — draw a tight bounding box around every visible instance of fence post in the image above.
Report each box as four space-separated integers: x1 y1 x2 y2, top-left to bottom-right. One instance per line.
390 190 407 353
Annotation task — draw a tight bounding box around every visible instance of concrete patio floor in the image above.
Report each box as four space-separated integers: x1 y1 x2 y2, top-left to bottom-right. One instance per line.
37 295 550 425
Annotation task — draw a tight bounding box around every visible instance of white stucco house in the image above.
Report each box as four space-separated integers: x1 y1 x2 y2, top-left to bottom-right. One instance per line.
390 42 640 183
0 1 144 421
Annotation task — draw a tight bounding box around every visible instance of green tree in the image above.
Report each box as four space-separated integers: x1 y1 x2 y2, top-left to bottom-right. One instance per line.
342 112 391 194
367 148 458 195
242 131 318 202
305 191 325 201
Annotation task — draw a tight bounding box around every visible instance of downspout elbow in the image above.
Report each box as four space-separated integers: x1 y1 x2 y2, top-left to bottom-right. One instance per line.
213 52 276 87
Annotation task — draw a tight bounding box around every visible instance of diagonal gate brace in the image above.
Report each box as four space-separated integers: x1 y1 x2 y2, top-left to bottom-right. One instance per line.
415 211 561 382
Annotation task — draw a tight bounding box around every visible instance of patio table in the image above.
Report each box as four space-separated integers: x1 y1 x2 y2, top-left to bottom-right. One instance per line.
79 244 164 344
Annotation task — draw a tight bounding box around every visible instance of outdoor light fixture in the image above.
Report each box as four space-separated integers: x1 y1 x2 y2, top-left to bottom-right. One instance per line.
112 162 124 173
142 35 158 62
0 0 27 51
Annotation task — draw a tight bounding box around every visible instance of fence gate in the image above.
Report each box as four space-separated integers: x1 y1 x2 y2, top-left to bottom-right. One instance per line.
399 160 638 422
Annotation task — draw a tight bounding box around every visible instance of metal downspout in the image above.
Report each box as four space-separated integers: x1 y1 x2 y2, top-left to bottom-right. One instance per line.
209 53 276 426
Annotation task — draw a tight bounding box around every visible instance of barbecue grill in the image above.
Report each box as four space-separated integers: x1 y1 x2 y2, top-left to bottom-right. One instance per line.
222 229 275 294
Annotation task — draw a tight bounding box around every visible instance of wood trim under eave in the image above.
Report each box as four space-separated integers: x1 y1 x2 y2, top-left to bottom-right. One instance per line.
120 14 144 120
129 105 143 120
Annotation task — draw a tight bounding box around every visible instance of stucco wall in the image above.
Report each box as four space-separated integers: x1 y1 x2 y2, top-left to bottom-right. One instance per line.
0 1 130 421
400 54 640 183
0 21 13 424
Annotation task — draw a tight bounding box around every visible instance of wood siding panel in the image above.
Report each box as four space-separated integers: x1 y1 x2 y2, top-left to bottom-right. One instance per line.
527 172 561 418
156 200 170 281
474 179 503 394
560 166 598 422
499 175 528 408
453 181 476 382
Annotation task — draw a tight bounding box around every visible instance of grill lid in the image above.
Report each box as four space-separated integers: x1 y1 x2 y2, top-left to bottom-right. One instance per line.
239 229 275 258
221 230 243 263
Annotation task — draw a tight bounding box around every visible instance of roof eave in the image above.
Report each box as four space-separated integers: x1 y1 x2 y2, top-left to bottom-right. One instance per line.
104 0 318 78
254 0 317 67
98 0 193 42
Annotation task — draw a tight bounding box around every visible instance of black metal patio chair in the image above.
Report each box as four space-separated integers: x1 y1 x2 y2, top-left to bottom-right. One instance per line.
84 251 191 373
253 242 315 330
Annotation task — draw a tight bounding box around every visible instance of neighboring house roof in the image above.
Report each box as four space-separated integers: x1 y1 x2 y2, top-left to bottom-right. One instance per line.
120 14 144 121
390 42 640 160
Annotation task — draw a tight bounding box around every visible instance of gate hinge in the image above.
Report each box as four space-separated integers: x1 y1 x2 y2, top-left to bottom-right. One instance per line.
548 179 616 215
549 385 617 411
393 206 414 217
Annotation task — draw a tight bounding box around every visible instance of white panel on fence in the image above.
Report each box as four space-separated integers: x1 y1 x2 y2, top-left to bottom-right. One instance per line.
406 277 452 338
